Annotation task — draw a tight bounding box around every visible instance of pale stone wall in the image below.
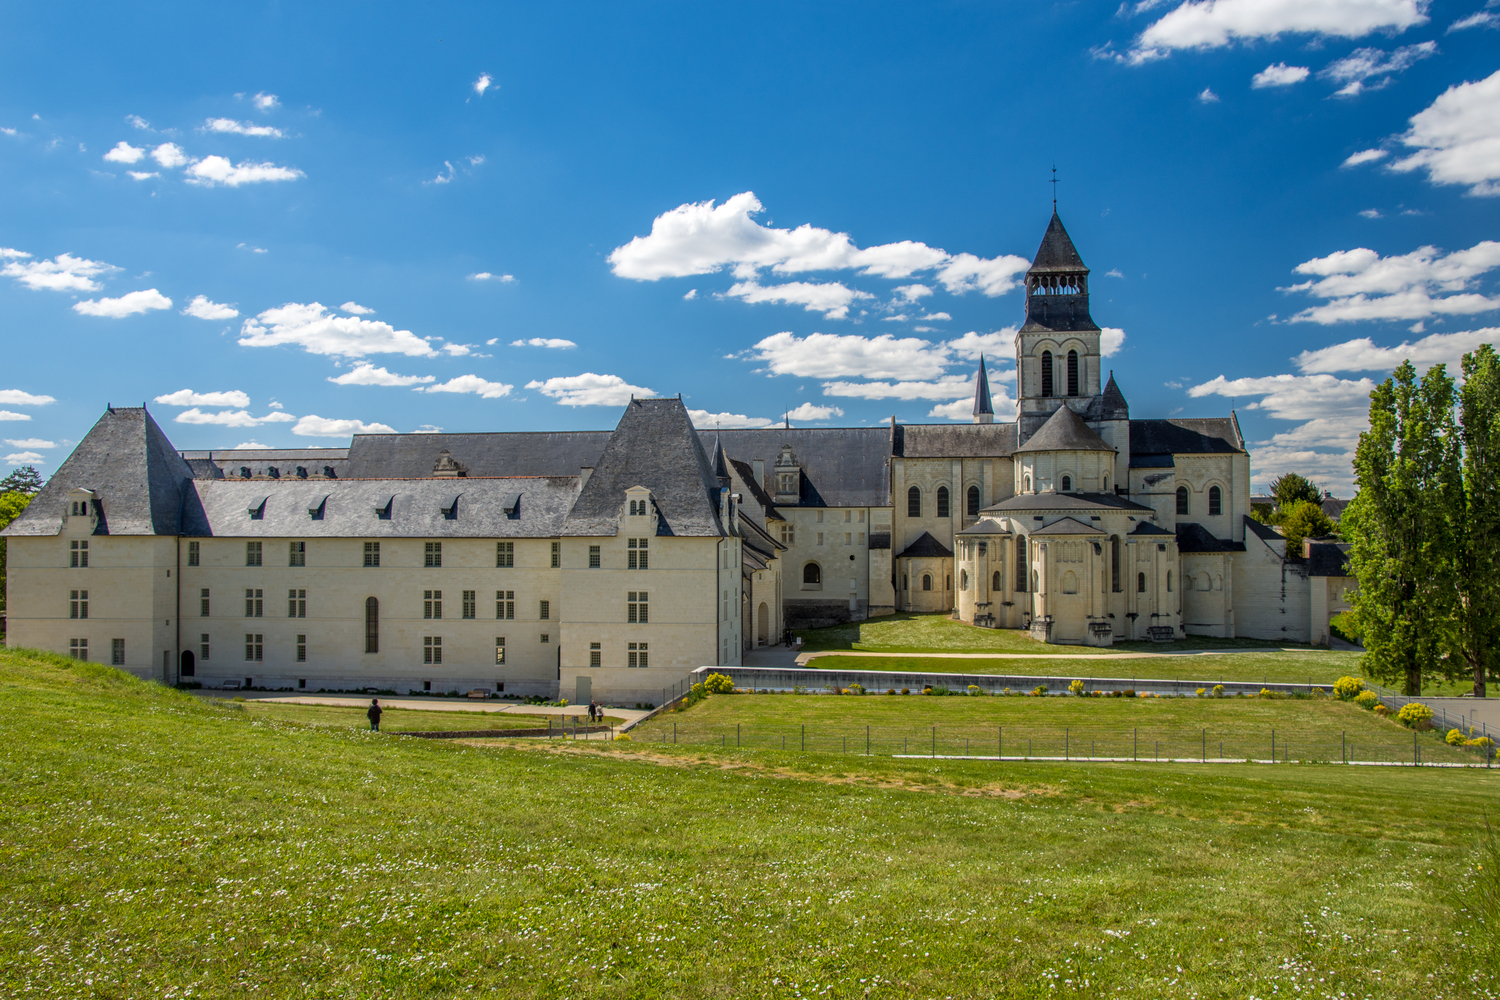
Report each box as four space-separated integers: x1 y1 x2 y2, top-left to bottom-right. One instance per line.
1232 533 1312 643
1181 552 1233 638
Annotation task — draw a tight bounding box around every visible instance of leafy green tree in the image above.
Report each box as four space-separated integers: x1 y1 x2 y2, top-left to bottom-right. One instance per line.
0 489 34 613
1279 500 1335 559
1269 472 1322 511
1458 344 1500 698
0 465 43 495
1343 361 1465 695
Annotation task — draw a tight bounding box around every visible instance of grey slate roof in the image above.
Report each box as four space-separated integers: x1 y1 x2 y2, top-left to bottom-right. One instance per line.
1032 516 1105 536
1320 496 1351 522
4 407 191 537
1243 515 1283 543
973 356 994 417
1130 521 1174 536
983 491 1154 514
708 426 890 507
895 531 953 559
957 517 1012 536
1175 521 1246 553
899 423 1018 458
343 430 612 479
1306 539 1352 577
1029 213 1088 273
1014 405 1115 454
1130 418 1242 456
179 448 351 481
1085 373 1130 422
564 398 725 538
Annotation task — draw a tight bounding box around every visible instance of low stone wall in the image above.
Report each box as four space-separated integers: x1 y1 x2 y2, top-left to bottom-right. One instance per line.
394 725 613 739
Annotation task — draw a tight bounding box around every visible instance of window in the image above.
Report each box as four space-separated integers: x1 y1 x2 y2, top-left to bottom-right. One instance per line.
628 498 641 516
424 542 442 567
363 542 380 567
628 537 649 569
937 486 950 518
992 570 1001 591
816 532 823 546
1208 485 1222 516
364 597 379 654
907 486 921 518
244 589 263 618
967 485 981 517
111 638 124 665
245 634 263 662
70 540 88 567
423 636 442 664
246 541 262 567
1067 349 1079 397
588 545 601 568
960 570 968 590
1041 351 1054 397
423 590 443 619
628 642 649 668
461 590 477 619
69 638 87 660
628 591 649 623
289 541 305 567
539 599 550 620
1167 571 1173 593
858 532 865 544
200 588 210 617
288 589 306 618
71 500 86 516
550 542 560 568
540 633 550 644
187 541 199 566
1137 572 1146 593
902 574 908 591
239 467 251 479
1176 487 1189 515
816 510 824 523
779 523 794 545
922 574 932 591
1061 475 1072 492
1016 536 1028 592
495 637 506 664
296 634 307 663
69 589 88 619
1111 536 1122 593
589 642 601 667
496 591 514 619
1024 475 1032 493
803 563 820 585
496 541 514 567
200 634 210 661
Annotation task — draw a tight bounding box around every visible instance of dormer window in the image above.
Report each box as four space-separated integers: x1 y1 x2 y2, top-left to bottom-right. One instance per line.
267 467 281 479
71 501 86 516
239 467 251 479
629 499 645 516
296 466 308 479
323 466 337 479
773 445 801 502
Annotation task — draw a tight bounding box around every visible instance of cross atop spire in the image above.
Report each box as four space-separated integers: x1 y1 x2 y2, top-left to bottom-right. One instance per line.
1051 165 1058 213
972 355 995 424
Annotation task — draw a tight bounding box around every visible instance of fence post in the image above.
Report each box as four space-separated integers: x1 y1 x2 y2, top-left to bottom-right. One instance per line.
866 725 870 756
1271 728 1275 763
1065 727 1069 760
1414 731 1418 766
1342 731 1346 764
673 722 677 745
802 724 805 752
932 725 936 759
1202 729 1205 763
998 726 1002 759
738 723 741 748
1133 727 1137 761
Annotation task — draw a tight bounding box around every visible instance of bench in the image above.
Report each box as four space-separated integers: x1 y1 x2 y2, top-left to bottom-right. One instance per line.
467 689 489 699
1146 626 1176 642
1089 622 1113 637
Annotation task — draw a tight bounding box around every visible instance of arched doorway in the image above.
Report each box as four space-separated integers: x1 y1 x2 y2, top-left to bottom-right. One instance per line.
180 649 195 677
757 602 769 645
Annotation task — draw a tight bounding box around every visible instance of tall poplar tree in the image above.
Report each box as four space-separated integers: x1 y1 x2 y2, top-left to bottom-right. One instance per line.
1458 344 1500 698
1343 361 1464 695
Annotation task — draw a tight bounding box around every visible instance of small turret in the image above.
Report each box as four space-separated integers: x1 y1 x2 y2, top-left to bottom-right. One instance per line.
972 355 995 424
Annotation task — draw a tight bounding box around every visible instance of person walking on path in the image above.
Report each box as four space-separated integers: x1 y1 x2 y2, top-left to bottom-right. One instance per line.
367 698 382 732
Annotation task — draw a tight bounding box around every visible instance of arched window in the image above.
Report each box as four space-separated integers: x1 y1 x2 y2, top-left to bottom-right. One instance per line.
902 573 908 591
1024 474 1032 493
1060 475 1072 492
1041 351 1054 397
1103 474 1109 493
1176 486 1190 515
803 562 821 585
1199 572 1211 591
907 486 921 518
1061 571 1079 595
364 597 379 654
1015 536 1028 591
921 574 932 591
1167 571 1173 592
936 486 950 518
992 570 1001 591
946 575 951 590
1110 536 1121 593
966 485 980 516
960 570 968 591
1208 485 1222 516
1137 572 1146 593
1067 350 1079 396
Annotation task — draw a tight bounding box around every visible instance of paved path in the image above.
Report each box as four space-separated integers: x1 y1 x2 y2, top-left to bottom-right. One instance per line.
193 690 651 726
794 647 1339 667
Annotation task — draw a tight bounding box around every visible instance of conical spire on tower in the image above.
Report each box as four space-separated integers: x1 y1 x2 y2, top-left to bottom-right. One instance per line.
972 355 995 424
1021 212 1098 334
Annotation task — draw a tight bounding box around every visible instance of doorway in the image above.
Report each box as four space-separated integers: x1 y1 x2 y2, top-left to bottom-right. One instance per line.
757 602 769 645
180 650 195 677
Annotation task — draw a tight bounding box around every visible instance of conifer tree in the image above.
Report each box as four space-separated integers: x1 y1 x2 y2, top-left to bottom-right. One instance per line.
1458 345 1500 698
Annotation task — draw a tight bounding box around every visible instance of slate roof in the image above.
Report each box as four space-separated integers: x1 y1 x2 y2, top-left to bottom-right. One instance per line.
1130 521 1174 536
1243 515 1282 543
563 397 725 538
895 531 953 559
983 491 1154 514
973 356 994 417
1085 372 1130 422
1029 212 1088 273
343 430 612 479
1032 516 1105 536
1014 405 1115 454
4 407 191 537
708 426 890 507
1320 496 1351 522
957 517 1013 536
179 448 351 481
1129 418 1242 456
1306 539 1352 577
899 423 1018 458
1175 521 1246 553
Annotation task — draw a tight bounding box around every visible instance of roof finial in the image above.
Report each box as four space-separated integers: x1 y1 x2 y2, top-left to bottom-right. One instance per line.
1050 165 1058 213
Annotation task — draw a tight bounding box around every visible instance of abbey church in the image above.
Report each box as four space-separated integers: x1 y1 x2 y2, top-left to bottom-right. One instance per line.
2 214 1354 703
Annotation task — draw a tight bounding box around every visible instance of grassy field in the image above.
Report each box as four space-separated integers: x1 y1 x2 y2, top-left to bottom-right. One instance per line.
805 649 1364 686
221 699 625 732
1 646 1497 999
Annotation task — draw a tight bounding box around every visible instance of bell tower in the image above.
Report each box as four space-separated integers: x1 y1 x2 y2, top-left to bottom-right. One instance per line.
1015 212 1103 442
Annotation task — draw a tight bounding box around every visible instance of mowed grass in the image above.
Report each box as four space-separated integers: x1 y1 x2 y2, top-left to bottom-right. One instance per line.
223 699 625 732
806 649 1363 686
1 647 1497 999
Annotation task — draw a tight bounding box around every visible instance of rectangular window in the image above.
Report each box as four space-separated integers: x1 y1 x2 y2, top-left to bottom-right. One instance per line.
246 541 262 567
628 538 649 569
844 532 852 545
844 510 851 522
187 541 200 566
244 589 263 618
539 599 550 620
288 589 306 618
296 634 307 663
463 590 477 619
423 636 442 664
496 541 514 567
244 633 263 662
363 541 380 567
540 633 550 643
589 642 601 667
111 638 125 666
69 637 87 660
550 541 560 568
495 590 514 620
70 540 89 568
423 590 443 619
200 634 210 661
628 591 648 623
628 641 649 668
289 541 305 567
816 532 824 546
200 588 210 617
424 541 442 567
858 532 865 544
816 510 824 523
858 510 865 523
69 589 88 619
588 545 601 568
779 523 794 545
494 637 506 665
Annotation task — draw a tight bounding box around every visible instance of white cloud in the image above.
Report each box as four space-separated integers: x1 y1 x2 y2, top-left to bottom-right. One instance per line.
327 363 436 387
926 398 979 421
1198 87 1221 103
233 440 273 449
882 314 909 322
5 451 44 464
441 343 475 356
1448 10 1499 30
784 402 844 423
340 301 374 315
1136 0 1429 54
468 272 516 282
0 411 31 421
1321 41 1437 97
429 161 454 185
185 156 303 187
2 252 118 292
524 373 655 407
239 302 437 357
510 337 577 349
1342 147 1388 166
182 295 238 320
203 118 284 138
154 389 252 408
746 331 952 380
239 243 268 254
822 375 976 400
1359 208 1383 218
127 171 159 181
1101 327 1127 356
683 288 697 300
1283 240 1500 323
103 141 145 164
933 253 1031 297
292 415 396 437
893 283 933 303
1253 62 1311 87
945 329 1018 361
725 278 872 319
422 375 514 399
919 311 952 321
126 115 150 130
152 143 189 168
252 93 279 111
415 425 443 434
72 288 172 318
267 401 284 409
1386 68 1500 197
4 438 52 449
1293 326 1500 372
686 409 776 429
0 248 29 259
0 389 55 406
474 73 493 96
174 408 297 428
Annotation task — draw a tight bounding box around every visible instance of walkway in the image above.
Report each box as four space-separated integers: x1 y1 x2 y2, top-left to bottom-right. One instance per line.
193 690 652 726
794 646 1337 667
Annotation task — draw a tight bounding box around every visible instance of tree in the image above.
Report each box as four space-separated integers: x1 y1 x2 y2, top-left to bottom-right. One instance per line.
0 465 43 495
1343 361 1465 696
1269 472 1322 511
1279 500 1335 559
0 489 34 613
1458 344 1500 698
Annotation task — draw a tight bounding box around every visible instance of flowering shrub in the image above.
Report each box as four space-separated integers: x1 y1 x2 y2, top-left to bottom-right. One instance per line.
1068 679 1085 696
847 682 865 696
1333 675 1366 700
886 688 897 695
1469 735 1495 749
900 688 910 695
1196 687 1206 697
1355 690 1379 709
1212 684 1225 698
703 672 734 695
614 732 632 741
1447 728 1468 747
1397 702 1434 729
1123 689 1135 698
1259 688 1272 698
1032 685 1048 697
1374 703 1392 717
967 685 982 696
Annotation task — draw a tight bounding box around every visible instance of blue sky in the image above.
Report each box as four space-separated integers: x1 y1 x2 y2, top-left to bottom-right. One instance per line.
2 1 1497 494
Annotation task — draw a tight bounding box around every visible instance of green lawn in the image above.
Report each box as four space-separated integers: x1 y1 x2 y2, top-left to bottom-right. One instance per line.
223 698 624 732
1 646 1497 999
806 649 1363 686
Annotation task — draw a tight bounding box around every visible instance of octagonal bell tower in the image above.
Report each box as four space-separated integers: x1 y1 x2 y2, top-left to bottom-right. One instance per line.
1015 213 1102 443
